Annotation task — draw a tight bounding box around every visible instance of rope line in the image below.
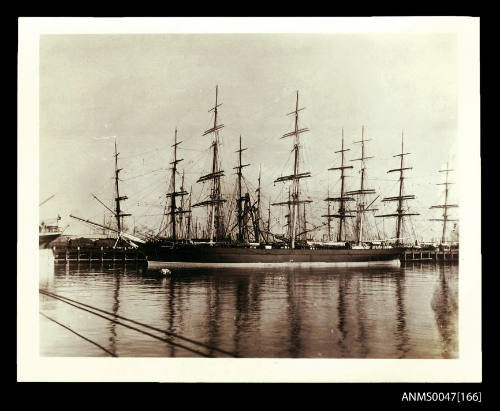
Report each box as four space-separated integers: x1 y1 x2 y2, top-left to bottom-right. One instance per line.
39 311 117 357
40 289 238 358
40 290 213 357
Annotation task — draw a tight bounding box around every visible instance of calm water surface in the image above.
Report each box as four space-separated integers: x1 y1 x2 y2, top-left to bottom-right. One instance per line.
39 261 458 358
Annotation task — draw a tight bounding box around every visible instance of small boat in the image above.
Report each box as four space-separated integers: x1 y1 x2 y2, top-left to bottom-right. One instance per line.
39 195 63 249
39 223 62 249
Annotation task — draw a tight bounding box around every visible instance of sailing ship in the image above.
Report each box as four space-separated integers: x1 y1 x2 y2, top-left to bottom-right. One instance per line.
39 194 63 249
141 87 403 267
69 139 146 249
39 219 63 249
376 131 420 246
429 163 459 247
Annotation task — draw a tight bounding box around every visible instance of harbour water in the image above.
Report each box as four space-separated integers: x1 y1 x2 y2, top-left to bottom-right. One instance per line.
39 261 458 358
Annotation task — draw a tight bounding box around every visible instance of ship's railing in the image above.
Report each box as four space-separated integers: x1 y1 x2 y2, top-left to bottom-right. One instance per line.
40 225 60 233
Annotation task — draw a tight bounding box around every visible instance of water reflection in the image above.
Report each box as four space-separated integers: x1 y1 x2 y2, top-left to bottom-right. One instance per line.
233 277 248 355
287 273 302 358
432 265 458 358
394 272 410 358
166 278 176 357
107 269 121 356
207 278 222 357
40 263 458 358
336 278 349 357
354 279 369 358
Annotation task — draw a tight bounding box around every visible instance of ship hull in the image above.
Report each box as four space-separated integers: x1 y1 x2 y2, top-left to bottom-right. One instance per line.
39 233 61 249
144 246 402 269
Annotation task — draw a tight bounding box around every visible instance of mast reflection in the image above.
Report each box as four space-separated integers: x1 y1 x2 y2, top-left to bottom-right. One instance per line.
207 277 222 357
166 277 176 357
233 277 250 356
287 271 302 358
336 277 349 357
108 267 121 356
431 265 458 358
354 278 369 357
394 272 410 358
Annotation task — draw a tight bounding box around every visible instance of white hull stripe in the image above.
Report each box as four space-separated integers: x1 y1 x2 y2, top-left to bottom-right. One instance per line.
147 259 401 270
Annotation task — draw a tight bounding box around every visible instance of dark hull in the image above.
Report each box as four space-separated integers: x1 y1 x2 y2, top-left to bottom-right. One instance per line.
39 233 61 249
143 245 402 268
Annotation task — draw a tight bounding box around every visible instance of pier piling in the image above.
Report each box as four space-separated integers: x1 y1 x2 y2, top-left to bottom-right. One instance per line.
52 246 146 264
401 248 458 262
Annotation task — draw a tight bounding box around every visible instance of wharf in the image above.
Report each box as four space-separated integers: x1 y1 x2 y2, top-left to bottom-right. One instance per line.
52 246 147 263
50 246 458 265
401 248 458 262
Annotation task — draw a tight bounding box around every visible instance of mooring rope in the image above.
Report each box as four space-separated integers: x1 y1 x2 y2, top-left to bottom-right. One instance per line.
40 289 238 358
39 311 117 357
40 290 213 357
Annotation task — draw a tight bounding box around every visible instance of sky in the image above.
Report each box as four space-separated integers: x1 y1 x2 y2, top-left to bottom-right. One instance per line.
39 32 459 242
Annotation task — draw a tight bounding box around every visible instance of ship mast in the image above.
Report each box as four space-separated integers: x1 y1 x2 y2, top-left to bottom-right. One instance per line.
323 128 356 242
179 170 186 238
326 188 332 241
113 139 131 237
429 162 458 244
192 85 226 243
302 203 307 241
346 126 376 245
166 128 188 242
376 131 419 245
256 166 262 240
39 194 56 207
186 187 192 240
234 135 250 241
272 91 311 249
267 203 271 243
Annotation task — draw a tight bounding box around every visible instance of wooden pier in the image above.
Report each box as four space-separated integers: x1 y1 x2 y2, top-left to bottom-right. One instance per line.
52 246 147 264
401 248 458 262
51 246 457 264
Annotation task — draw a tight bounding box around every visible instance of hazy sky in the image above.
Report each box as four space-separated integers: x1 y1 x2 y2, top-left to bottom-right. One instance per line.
39 33 458 241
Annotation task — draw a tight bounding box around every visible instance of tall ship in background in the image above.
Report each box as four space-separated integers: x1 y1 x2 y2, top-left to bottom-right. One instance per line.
375 131 420 244
429 164 459 248
69 140 147 250
139 87 408 268
63 86 442 268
